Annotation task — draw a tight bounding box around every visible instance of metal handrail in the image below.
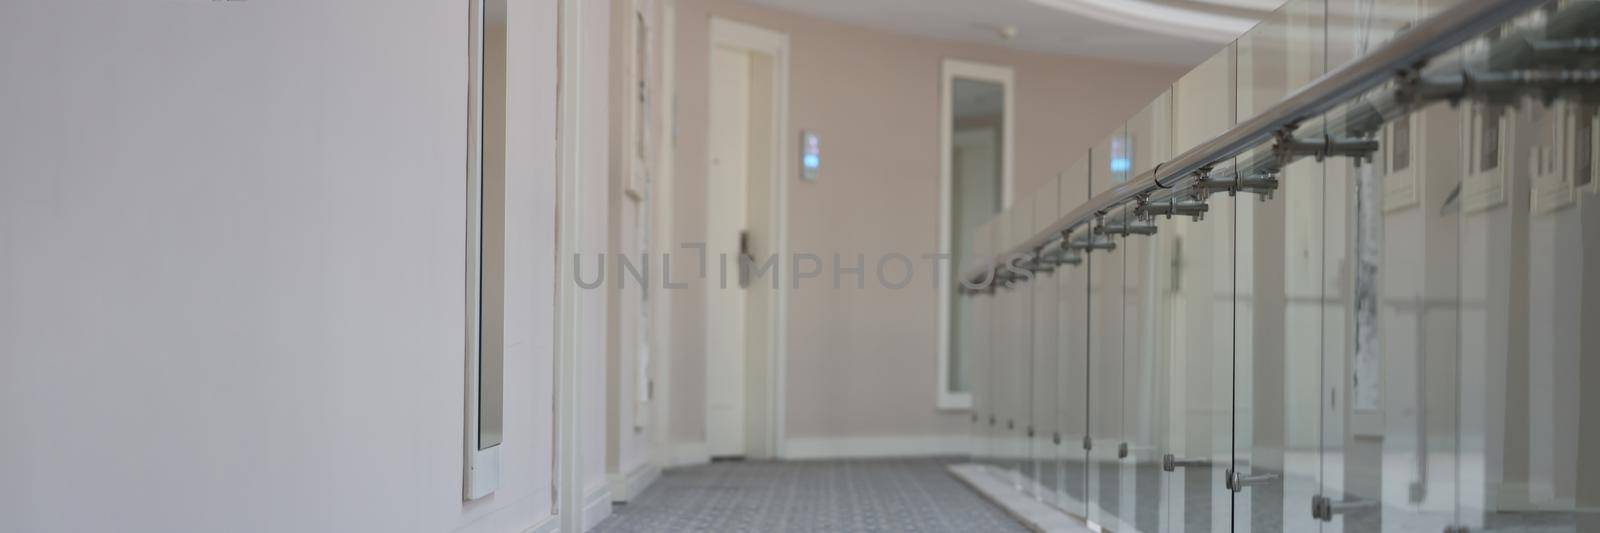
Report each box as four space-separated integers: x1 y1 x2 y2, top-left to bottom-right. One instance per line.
960 0 1550 285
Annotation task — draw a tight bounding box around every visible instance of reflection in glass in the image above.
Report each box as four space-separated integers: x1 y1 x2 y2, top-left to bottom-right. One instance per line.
1458 37 1598 532
1577 108 1594 189
1234 0 1327 529
1093 128 1130 196
1004 204 1035 486
966 219 996 469
951 78 1007 396
1123 92 1169 533
1032 179 1062 500
464 0 507 501
1086 181 1124 529
477 0 508 454
1393 114 1411 172
1057 157 1091 520
972 215 1000 472
956 2 1600 531
1479 106 1502 172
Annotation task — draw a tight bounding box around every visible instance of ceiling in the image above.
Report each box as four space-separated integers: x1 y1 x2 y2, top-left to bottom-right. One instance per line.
744 0 1285 66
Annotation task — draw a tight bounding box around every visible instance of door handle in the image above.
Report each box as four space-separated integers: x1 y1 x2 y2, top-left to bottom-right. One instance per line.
1162 454 1210 472
1226 467 1278 492
1311 494 1379 521
738 231 754 288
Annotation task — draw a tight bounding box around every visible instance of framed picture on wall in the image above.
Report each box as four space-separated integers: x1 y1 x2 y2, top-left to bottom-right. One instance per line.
1382 110 1423 212
1530 100 1575 214
625 4 651 201
1463 101 1511 213
1582 106 1598 195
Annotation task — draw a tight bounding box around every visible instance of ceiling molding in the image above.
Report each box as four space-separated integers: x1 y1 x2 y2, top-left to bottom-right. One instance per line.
1023 0 1259 43
743 0 1282 65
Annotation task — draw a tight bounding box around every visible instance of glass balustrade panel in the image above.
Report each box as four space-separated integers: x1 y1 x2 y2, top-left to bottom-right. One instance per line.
1088 134 1130 531
1122 91 1172 533
1456 2 1600 531
1057 156 1093 520
1031 177 1064 500
1233 0 1330 530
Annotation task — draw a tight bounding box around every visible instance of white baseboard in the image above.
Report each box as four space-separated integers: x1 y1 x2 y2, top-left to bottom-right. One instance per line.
581 485 613 532
1492 481 1574 511
520 513 560 533
782 435 975 460
948 463 1092 532
608 460 661 503
669 442 710 467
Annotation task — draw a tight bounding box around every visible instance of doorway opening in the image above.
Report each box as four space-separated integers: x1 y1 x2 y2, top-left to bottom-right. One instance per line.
705 18 788 461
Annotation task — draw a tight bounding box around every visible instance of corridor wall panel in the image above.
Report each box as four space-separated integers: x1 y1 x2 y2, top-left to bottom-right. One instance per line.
670 0 1184 448
0 1 566 531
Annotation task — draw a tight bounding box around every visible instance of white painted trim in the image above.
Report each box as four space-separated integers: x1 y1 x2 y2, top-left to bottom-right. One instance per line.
774 33 791 458
607 460 661 503
556 1 588 532
463 0 500 501
669 441 711 467
581 486 614 532
782 435 975 460
621 0 650 201
648 0 678 470
707 17 790 460
617 0 651 437
1462 99 1512 213
465 446 500 501
942 59 1016 211
936 59 1013 412
1591 113 1599 195
521 514 561 533
1531 100 1577 214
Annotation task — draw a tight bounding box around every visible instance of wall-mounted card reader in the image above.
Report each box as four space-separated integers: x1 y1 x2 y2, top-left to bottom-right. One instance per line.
801 130 820 181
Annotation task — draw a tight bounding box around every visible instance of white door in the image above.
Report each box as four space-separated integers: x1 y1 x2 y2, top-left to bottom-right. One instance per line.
706 46 751 458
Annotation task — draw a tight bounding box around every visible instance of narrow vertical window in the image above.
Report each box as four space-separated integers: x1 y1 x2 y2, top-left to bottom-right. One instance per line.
940 60 1013 409
465 0 507 501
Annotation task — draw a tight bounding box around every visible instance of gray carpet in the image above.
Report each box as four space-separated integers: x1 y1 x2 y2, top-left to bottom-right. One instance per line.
592 458 1031 533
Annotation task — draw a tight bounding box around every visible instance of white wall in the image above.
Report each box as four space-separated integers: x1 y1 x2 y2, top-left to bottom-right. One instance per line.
578 0 616 523
0 1 561 532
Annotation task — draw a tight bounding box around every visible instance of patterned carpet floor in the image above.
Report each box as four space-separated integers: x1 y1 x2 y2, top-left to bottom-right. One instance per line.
592 458 1030 533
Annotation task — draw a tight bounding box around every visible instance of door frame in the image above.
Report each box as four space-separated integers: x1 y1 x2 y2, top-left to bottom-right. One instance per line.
555 0 593 530
938 59 1015 410
705 17 789 460
649 0 678 470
